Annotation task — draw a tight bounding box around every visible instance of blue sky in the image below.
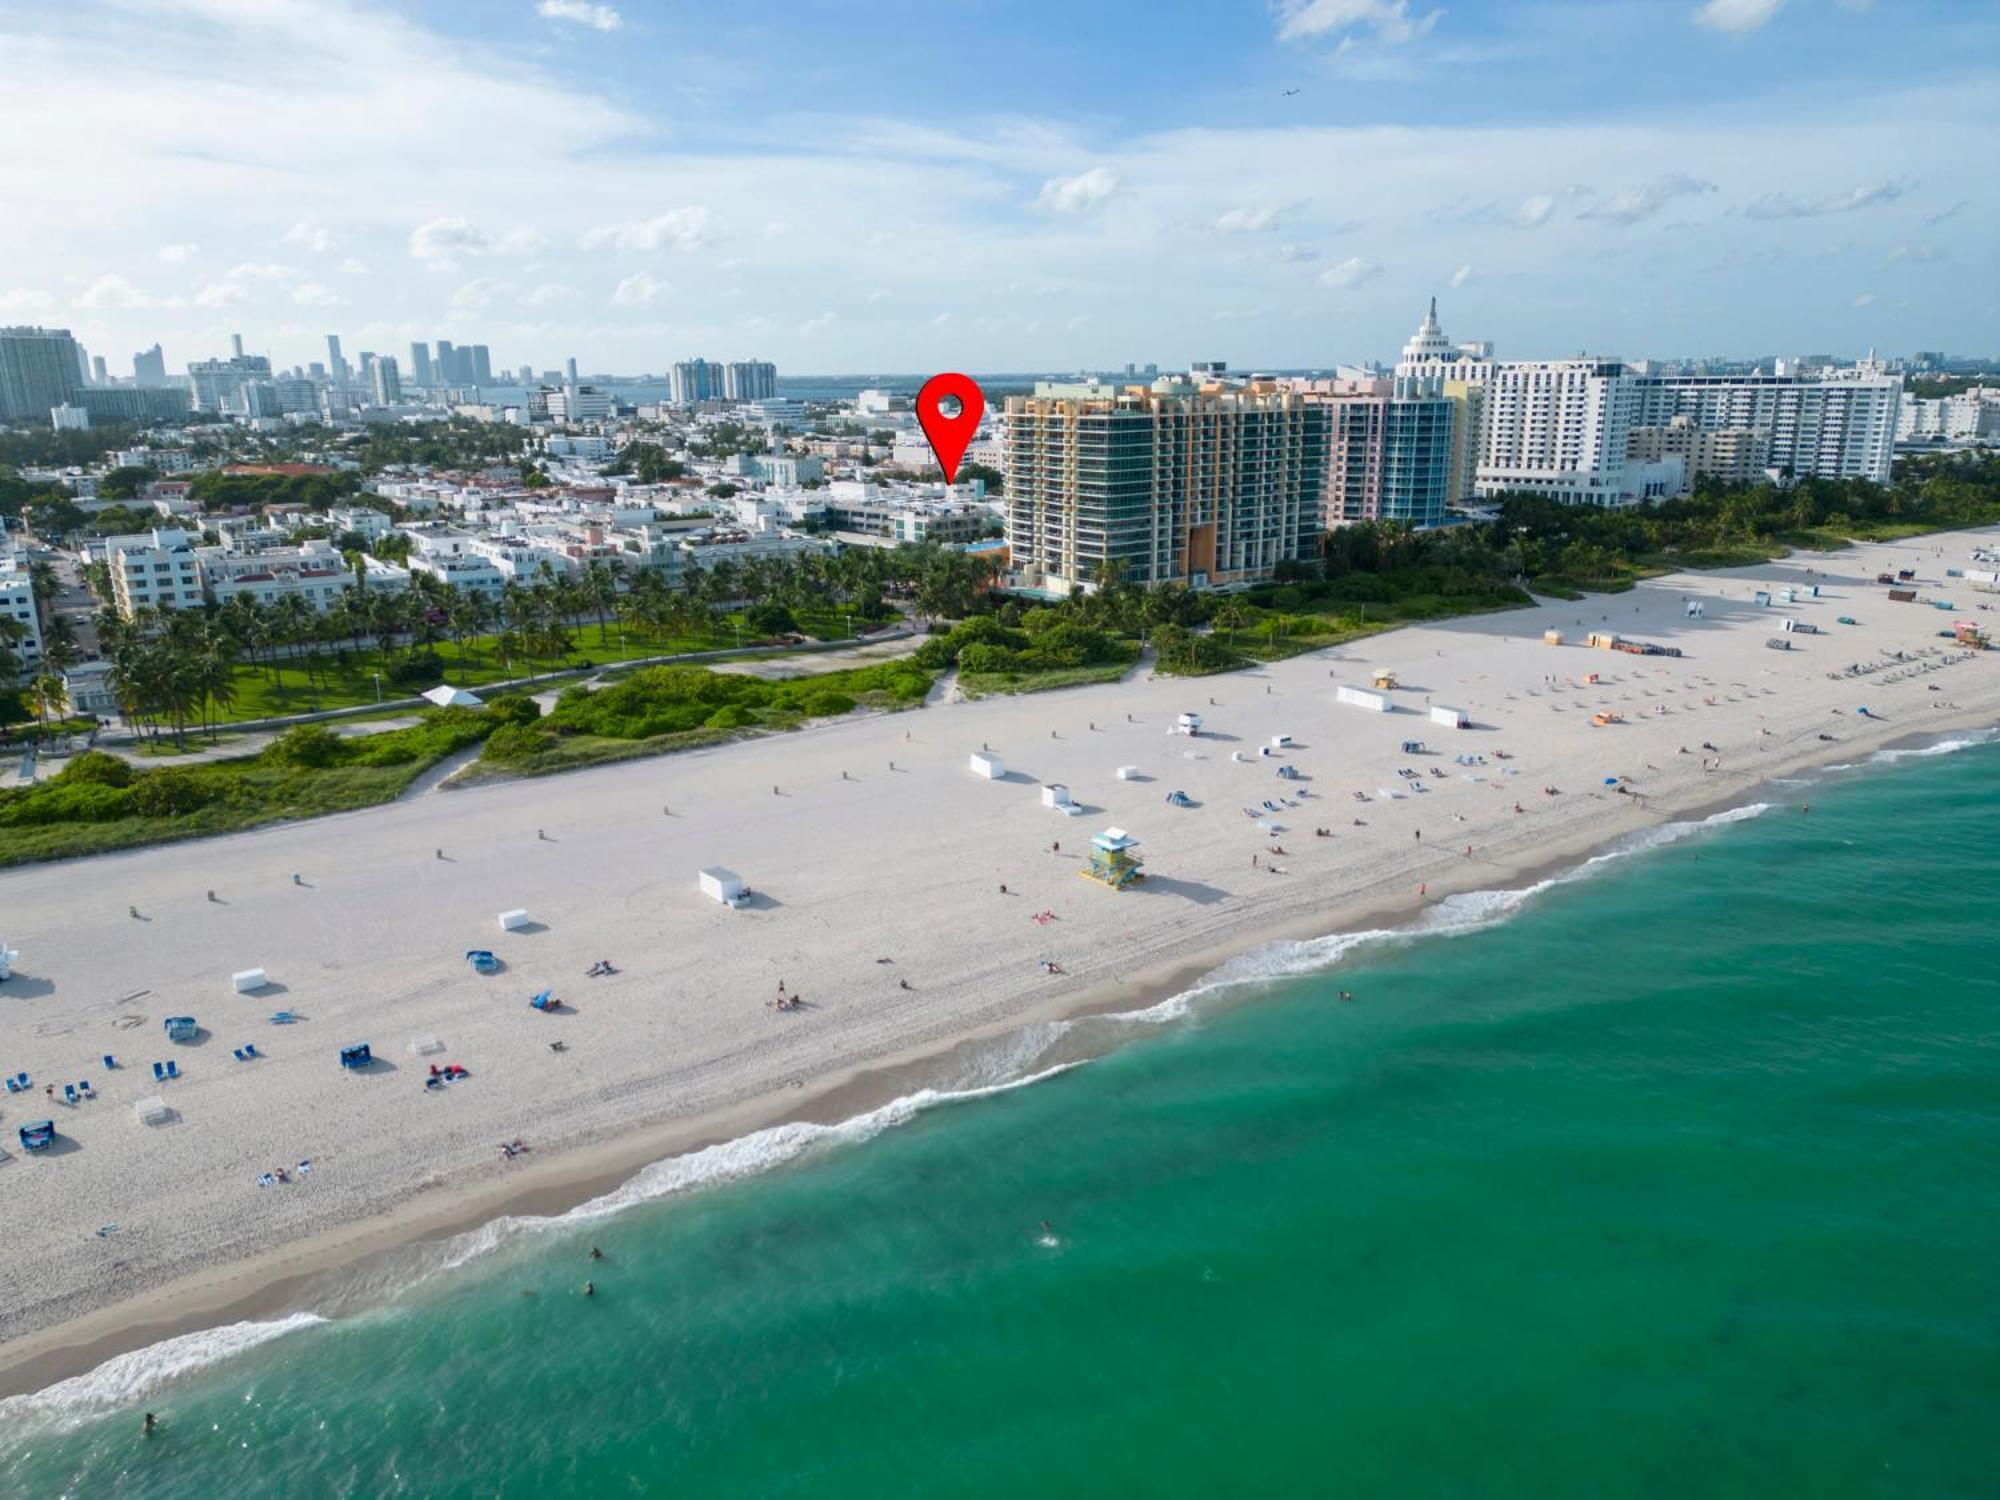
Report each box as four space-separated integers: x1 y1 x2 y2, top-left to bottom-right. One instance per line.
1 0 1992 375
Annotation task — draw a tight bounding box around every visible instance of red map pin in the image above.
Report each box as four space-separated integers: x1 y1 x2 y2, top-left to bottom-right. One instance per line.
916 372 985 484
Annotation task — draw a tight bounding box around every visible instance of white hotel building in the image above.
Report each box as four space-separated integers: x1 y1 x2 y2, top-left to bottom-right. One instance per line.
1 555 43 669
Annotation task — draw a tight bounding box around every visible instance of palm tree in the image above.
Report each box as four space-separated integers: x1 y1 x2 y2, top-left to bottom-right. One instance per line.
30 672 67 731
1212 596 1250 646
194 624 239 741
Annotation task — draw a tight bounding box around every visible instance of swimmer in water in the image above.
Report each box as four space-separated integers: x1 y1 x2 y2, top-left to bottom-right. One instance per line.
583 1280 595 1297
589 1246 604 1261
144 1412 157 1436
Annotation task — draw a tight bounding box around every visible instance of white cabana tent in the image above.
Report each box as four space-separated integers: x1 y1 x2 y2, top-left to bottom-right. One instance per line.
422 684 482 709
134 1096 172 1126
232 968 267 994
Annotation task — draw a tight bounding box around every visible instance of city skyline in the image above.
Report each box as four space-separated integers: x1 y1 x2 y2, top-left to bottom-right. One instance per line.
1 0 1995 372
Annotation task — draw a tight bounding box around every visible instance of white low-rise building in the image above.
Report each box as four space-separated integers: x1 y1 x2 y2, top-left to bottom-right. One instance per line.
0 558 43 669
109 528 205 615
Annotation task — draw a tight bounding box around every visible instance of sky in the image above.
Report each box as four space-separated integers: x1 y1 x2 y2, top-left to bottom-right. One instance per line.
1 0 1994 377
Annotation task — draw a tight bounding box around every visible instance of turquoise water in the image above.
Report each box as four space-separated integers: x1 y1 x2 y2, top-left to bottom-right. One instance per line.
5 736 1999 1498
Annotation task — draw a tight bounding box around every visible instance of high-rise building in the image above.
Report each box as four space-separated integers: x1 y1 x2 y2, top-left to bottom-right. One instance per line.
1628 367 1900 483
435 340 456 386
470 345 493 385
325 334 347 384
1394 301 1492 504
669 358 718 405
1626 416 1772 487
408 342 433 389
91 354 109 386
80 387 193 423
519 365 534 384
187 352 274 413
1005 380 1329 592
0 325 84 425
1293 376 1456 529
723 360 778 402
565 356 578 384
370 355 402 406
1474 359 1654 507
133 344 168 386
230 333 245 358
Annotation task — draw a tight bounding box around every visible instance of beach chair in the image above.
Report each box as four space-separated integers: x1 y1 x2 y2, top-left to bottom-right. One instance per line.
13 1072 25 1089
152 1061 165 1081
245 1044 260 1059
79 1080 92 1097
63 1083 78 1105
270 1010 297 1024
3 1078 14 1094
102 1054 116 1070
165 1059 181 1080
232 1047 246 1062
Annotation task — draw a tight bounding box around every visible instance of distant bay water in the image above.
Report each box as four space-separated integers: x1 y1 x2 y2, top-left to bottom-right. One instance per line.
5 732 1996 1498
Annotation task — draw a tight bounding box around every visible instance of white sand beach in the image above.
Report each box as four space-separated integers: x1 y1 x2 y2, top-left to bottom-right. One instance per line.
2 529 1996 1392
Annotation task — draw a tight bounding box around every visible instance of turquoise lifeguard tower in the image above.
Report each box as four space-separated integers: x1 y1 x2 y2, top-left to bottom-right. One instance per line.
1081 827 1145 891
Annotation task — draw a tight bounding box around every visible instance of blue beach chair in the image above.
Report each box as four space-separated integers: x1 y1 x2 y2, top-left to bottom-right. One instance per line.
102 1054 116 1070
63 1083 78 1105
245 1044 260 1059
152 1061 165 1081
166 1059 181 1079
232 1048 246 1061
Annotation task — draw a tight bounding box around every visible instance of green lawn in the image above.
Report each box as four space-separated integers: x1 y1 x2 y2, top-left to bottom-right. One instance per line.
220 610 886 722
0 711 494 868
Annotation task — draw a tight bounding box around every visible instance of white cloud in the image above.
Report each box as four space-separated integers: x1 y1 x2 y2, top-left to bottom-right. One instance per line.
1317 256 1383 289
1581 173 1715 224
610 272 668 306
156 243 198 263
1886 244 1941 264
523 282 579 307
1513 194 1558 228
1852 293 1875 307
409 218 541 270
410 217 488 271
1449 264 1472 288
1925 200 1969 226
0 288 52 312
536 0 622 31
1036 168 1119 214
450 277 511 311
797 311 838 337
291 281 340 307
1276 0 1440 45
580 208 710 253
285 220 332 253
1742 180 1910 219
930 312 954 327
76 274 160 309
1274 244 1320 263
194 280 247 308
1215 206 1283 234
339 258 370 275
1693 0 1784 33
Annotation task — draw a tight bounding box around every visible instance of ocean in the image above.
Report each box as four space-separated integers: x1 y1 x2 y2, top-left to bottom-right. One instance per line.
4 733 1997 1498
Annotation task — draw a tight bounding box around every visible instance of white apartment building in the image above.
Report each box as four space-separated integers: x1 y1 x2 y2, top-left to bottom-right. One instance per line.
1475 359 1652 507
199 541 408 611
327 505 394 540
1631 370 1900 483
406 549 509 598
0 560 43 669
111 446 197 473
1898 388 2000 445
544 434 613 460
109 528 206 614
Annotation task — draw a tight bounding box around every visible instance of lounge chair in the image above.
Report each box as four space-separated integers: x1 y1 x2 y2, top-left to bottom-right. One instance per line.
232 1047 246 1061
12 1072 25 1089
102 1054 116 1070
165 1059 181 1079
79 1080 92 1097
3 1078 15 1094
244 1043 260 1059
270 1010 297 1024
63 1083 78 1105
152 1061 165 1081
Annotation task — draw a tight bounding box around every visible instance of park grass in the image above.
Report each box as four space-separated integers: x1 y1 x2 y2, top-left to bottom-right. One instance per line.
0 711 493 869
219 608 884 722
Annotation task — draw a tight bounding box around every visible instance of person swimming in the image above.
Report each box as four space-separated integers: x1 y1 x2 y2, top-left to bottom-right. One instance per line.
583 1280 595 1297
143 1412 157 1435
589 1246 604 1261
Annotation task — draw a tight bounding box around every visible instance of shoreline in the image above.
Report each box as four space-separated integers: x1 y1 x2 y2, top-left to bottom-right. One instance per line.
2 528 1995 1404
1 702 1989 1402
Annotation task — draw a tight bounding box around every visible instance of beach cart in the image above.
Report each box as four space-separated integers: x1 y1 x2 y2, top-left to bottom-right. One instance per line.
1400 740 1427 754
163 1015 197 1043
18 1120 55 1153
338 1042 372 1070
465 949 499 975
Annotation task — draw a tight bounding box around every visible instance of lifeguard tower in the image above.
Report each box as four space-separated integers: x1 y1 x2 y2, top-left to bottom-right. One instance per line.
1081 827 1145 891
1371 670 1399 691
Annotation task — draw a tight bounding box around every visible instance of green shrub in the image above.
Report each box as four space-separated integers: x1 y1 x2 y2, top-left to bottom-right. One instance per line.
703 704 756 729
264 724 346 768
796 690 856 717
385 650 446 689
485 694 542 726
54 750 134 788
483 723 556 761
957 642 1021 674
129 769 213 817
742 602 797 636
